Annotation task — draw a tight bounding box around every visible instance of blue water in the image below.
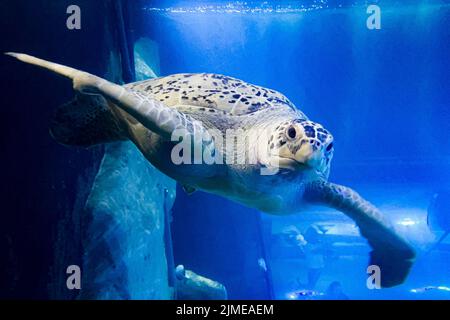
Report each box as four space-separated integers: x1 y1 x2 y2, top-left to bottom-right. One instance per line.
134 0 450 299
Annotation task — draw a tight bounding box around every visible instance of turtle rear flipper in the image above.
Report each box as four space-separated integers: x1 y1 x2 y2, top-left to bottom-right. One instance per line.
50 93 128 147
304 180 416 288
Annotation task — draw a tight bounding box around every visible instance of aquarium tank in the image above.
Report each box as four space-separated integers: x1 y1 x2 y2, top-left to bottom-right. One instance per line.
0 0 449 301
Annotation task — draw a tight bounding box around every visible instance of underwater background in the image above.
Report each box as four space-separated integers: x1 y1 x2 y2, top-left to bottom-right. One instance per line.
0 0 449 299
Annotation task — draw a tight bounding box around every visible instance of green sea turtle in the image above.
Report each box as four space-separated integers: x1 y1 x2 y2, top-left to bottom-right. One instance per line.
6 52 415 287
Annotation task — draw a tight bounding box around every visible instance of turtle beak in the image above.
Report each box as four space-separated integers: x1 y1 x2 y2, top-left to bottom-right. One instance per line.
276 157 306 170
293 142 322 168
274 143 325 172
271 143 314 171
271 139 317 168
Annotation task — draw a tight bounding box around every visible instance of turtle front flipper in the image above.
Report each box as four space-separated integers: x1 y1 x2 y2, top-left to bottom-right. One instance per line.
303 180 415 288
5 53 215 155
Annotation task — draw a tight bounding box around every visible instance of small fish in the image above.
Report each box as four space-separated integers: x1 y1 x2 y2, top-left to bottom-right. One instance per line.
287 290 323 300
410 286 450 293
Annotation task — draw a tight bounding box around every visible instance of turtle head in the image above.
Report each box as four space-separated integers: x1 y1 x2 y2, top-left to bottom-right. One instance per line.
269 119 334 178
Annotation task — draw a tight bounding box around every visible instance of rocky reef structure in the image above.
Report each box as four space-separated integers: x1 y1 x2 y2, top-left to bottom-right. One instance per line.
73 36 175 298
79 141 176 299
175 265 228 300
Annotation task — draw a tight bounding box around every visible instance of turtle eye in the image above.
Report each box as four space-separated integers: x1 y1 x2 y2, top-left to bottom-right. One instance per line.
326 142 334 152
286 126 297 140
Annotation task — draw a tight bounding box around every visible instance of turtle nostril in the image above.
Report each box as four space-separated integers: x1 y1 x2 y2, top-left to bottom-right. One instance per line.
326 142 333 152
